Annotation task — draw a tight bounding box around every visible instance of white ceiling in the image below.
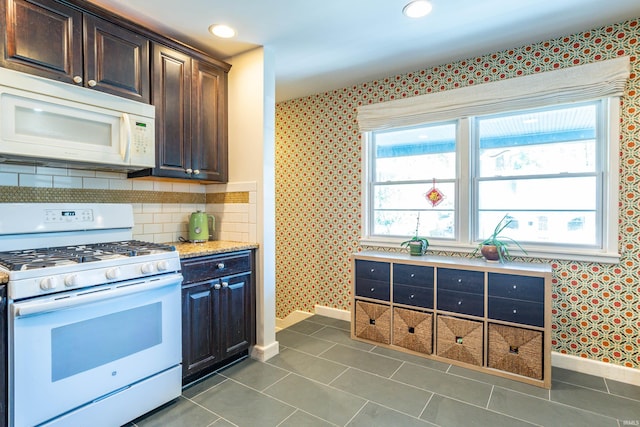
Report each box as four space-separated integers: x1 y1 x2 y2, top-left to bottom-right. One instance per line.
89 0 640 102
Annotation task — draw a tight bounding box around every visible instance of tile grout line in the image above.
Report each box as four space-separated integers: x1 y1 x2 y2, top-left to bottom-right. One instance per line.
418 392 435 420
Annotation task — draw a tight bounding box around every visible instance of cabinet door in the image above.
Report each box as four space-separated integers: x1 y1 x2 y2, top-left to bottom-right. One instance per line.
220 273 253 358
181 281 220 379
0 286 5 426
150 43 192 178
0 0 82 82
191 59 228 182
83 14 149 102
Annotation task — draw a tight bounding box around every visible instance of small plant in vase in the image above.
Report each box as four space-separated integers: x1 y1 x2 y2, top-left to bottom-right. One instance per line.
401 213 429 256
472 214 526 263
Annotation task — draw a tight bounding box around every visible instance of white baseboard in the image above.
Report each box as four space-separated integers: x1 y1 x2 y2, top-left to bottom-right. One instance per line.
552 352 640 386
314 305 351 321
311 305 640 386
250 341 280 362
275 310 314 331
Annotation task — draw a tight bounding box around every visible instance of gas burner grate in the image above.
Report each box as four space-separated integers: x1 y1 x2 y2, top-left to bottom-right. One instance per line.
0 240 176 271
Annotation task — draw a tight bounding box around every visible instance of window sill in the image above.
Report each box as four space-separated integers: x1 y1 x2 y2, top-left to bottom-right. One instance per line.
359 237 622 265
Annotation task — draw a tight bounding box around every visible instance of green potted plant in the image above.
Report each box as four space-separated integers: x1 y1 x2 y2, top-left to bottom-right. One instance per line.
401 213 429 256
472 214 526 262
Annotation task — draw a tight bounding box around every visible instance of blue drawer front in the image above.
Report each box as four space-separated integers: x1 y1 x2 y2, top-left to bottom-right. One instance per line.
488 273 544 303
394 284 434 309
355 260 390 301
393 264 434 288
437 289 484 317
488 296 544 327
437 268 484 295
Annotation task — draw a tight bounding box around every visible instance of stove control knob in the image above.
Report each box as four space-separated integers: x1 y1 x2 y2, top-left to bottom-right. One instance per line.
40 276 58 291
141 263 155 274
156 260 169 272
105 267 121 280
64 274 79 287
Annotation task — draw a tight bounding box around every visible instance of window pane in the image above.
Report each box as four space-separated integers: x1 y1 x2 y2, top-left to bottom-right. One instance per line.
373 210 455 239
374 182 455 210
477 104 596 177
478 177 596 211
477 211 597 246
374 122 456 181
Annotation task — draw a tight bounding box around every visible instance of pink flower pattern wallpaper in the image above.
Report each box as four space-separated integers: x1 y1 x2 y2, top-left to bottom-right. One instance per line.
276 18 640 368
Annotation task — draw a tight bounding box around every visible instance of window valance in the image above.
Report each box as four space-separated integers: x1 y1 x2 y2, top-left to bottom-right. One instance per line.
357 56 631 132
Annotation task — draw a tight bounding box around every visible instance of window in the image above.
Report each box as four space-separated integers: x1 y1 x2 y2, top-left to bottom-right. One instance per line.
362 98 620 262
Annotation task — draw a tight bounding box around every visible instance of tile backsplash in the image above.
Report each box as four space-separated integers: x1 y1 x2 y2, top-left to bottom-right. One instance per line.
0 162 257 244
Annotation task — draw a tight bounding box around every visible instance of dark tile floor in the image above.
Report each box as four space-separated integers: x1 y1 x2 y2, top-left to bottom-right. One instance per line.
130 315 640 427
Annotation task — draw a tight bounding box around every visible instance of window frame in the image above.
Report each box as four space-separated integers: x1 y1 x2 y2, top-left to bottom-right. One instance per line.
360 97 621 264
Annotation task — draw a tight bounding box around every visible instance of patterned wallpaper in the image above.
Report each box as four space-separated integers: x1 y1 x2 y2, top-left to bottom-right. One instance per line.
275 18 640 368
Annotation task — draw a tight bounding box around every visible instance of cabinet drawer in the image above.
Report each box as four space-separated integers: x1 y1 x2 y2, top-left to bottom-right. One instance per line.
437 268 484 295
393 264 434 288
355 260 390 282
488 297 544 327
181 252 252 284
437 289 484 317
394 284 433 309
355 278 390 301
488 273 544 303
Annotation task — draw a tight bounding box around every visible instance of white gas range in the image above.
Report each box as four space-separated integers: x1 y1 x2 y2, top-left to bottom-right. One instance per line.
0 203 183 427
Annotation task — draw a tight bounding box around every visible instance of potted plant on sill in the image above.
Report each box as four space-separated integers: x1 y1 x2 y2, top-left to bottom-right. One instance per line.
472 214 526 263
401 213 429 256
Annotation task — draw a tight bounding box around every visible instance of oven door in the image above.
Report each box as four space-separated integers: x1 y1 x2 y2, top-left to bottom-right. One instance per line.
9 273 182 427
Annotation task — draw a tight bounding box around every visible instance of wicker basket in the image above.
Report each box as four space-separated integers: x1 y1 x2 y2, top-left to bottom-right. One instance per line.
436 315 483 366
354 300 391 344
393 308 433 354
488 323 543 380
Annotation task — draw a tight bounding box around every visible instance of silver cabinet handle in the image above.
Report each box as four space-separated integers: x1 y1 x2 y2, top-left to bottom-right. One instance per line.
222 282 229 288
186 168 193 174
73 75 83 84
193 169 200 175
213 283 221 290
217 263 225 269
87 79 97 87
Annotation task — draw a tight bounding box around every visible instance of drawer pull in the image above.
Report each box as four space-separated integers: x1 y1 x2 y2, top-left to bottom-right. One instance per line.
410 273 415 278
371 287 375 292
457 279 462 283
217 263 225 269
370 268 375 272
369 318 376 325
509 346 519 354
213 283 221 290
222 282 229 288
457 300 462 305
410 294 415 299
456 336 463 344
512 309 517 314
408 327 415 334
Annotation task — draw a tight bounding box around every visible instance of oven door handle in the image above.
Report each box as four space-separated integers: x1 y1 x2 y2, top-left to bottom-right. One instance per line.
13 273 182 317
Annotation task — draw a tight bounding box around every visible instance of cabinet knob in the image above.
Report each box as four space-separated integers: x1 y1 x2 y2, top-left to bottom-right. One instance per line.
512 285 517 289
457 300 462 305
370 268 375 272
457 279 462 283
410 273 415 278
217 263 225 269
512 309 517 314
213 283 221 290
193 169 200 175
410 294 415 299
186 168 193 174
222 282 229 288
72 75 83 84
370 287 375 292
87 79 97 87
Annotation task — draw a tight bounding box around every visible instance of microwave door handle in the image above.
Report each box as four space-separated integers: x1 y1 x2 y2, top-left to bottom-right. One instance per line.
121 113 132 163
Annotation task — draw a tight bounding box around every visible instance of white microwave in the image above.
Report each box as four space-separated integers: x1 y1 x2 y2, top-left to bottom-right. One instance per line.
0 67 155 171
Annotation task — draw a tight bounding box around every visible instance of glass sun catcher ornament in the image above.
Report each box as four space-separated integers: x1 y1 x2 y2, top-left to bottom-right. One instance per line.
425 178 445 207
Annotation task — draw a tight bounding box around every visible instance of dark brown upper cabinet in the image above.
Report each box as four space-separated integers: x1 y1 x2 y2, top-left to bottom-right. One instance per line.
0 0 150 103
127 42 229 182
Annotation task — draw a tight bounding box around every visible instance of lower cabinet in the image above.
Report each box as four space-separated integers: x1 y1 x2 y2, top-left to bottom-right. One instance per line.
181 250 255 384
352 252 552 388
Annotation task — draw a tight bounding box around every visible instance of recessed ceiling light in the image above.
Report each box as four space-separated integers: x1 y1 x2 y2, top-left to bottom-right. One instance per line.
208 24 236 39
402 0 433 18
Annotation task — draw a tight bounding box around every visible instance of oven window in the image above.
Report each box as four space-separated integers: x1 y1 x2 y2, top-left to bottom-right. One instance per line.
51 302 162 382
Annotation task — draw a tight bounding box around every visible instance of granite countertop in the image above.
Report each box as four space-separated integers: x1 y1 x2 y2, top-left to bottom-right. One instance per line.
171 240 259 259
